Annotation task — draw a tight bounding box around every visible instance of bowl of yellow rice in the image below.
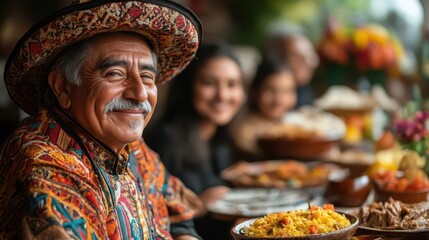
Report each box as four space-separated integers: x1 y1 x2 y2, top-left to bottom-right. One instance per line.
230 204 359 240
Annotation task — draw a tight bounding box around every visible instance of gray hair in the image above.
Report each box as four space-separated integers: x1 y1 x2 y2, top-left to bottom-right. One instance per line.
42 40 90 107
52 32 158 86
51 40 91 86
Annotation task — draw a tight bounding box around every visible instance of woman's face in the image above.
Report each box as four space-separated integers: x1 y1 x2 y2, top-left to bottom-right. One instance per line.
256 71 296 120
193 56 244 126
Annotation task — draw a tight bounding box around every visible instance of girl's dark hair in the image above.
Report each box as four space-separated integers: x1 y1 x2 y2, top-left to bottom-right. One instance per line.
248 58 292 112
149 41 242 173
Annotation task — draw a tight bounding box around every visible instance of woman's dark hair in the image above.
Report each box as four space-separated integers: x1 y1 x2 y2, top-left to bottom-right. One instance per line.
147 41 242 174
248 58 292 112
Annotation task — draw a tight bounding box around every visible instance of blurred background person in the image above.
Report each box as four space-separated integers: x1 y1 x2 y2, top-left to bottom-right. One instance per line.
144 41 245 240
232 58 297 161
263 21 319 108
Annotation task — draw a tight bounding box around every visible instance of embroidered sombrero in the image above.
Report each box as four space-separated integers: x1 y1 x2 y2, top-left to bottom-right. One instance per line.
4 0 202 115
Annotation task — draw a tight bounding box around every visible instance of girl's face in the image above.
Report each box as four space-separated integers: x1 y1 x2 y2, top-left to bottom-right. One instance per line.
193 56 244 126
256 71 296 120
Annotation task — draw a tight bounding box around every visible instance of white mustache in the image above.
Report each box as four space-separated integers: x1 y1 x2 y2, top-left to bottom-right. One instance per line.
104 98 152 114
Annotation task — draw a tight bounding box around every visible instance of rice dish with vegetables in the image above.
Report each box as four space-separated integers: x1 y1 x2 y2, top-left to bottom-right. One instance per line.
242 204 350 237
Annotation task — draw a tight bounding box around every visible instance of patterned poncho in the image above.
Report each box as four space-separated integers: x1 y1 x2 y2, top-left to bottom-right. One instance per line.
0 107 201 239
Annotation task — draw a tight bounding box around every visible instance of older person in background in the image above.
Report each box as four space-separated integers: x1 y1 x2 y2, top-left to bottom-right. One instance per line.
264 21 319 107
0 0 203 239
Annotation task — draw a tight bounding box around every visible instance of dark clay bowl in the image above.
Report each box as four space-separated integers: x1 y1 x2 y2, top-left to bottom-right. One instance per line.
230 212 359 240
373 184 429 204
325 169 372 207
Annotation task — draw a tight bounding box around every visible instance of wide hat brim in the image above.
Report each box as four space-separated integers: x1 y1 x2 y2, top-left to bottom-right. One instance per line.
4 0 202 115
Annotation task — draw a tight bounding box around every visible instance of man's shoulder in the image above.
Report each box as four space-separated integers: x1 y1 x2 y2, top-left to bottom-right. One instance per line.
1 123 90 178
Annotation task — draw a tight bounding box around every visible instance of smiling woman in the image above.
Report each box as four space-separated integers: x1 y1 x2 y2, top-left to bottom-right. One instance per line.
144 41 246 240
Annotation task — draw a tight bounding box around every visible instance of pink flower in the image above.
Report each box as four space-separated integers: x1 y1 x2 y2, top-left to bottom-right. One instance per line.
394 111 429 159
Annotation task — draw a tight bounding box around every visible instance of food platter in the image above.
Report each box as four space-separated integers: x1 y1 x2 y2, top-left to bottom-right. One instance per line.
356 198 429 238
356 226 429 238
221 160 340 190
207 188 322 218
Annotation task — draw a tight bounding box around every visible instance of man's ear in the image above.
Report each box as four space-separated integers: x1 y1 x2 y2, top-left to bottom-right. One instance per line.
47 69 72 109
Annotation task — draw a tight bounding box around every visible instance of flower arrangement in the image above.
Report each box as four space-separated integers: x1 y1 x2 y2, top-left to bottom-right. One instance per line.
317 18 405 86
394 111 429 155
352 24 404 72
394 111 429 174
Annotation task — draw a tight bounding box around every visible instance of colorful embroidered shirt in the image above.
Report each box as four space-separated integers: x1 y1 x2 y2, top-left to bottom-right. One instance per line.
0 108 201 239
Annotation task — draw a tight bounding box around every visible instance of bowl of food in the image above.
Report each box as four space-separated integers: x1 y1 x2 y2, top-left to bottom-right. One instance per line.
373 183 429 204
258 136 339 160
230 204 359 240
371 170 429 204
257 107 345 160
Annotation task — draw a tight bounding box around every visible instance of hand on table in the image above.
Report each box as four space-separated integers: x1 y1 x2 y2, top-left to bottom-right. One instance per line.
196 185 230 217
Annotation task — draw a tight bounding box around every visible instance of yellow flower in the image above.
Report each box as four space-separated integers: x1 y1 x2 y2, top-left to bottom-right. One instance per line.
352 28 369 50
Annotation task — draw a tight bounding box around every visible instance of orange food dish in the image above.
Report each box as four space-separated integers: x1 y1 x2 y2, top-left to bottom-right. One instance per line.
221 160 340 189
371 170 429 192
242 204 350 237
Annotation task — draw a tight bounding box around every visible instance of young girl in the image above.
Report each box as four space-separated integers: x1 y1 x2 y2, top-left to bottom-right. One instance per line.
144 42 245 240
232 58 297 161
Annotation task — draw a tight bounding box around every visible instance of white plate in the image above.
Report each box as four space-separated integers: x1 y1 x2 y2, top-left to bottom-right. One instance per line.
208 188 321 217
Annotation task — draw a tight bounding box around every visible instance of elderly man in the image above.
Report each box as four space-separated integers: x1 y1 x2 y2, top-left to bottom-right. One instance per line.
264 22 320 107
0 0 203 239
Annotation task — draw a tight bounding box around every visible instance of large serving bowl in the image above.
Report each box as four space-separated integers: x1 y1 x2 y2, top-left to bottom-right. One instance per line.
370 169 429 204
230 212 359 240
257 106 345 160
257 136 339 160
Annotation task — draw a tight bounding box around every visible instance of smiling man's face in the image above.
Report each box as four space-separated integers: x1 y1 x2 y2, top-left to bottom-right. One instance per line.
58 33 158 152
